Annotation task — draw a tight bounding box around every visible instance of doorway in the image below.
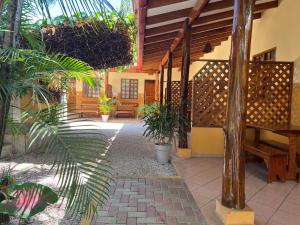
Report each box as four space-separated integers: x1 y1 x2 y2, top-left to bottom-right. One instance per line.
144 80 156 105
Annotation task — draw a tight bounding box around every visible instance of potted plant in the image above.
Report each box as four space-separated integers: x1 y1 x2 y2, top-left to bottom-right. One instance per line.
143 104 179 164
98 95 116 122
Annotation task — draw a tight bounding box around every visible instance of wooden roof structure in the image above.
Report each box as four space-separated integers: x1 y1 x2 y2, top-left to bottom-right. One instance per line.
135 0 279 72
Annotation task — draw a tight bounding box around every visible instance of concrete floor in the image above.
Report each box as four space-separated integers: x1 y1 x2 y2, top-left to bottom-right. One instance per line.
173 157 300 225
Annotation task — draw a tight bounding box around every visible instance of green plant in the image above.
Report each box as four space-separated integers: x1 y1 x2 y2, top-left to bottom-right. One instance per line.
143 104 179 145
22 104 111 218
0 182 59 220
99 95 116 115
137 103 159 119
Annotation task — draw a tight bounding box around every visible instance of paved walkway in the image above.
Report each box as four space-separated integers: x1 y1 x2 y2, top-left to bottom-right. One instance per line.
173 157 300 225
91 121 208 225
93 178 208 225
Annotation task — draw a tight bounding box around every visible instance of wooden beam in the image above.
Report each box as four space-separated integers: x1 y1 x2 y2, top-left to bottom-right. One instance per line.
144 34 229 56
144 39 224 61
145 26 232 45
160 0 210 69
159 65 165 104
147 0 188 9
155 72 160 101
145 13 261 37
146 0 234 26
105 71 109 96
145 0 274 37
166 51 173 111
136 0 147 70
222 0 255 210
179 19 191 148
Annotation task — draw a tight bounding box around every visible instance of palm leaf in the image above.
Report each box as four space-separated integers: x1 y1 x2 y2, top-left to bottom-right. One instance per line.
23 104 112 219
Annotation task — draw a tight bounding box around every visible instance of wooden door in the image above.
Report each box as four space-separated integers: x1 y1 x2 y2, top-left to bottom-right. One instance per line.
144 80 156 105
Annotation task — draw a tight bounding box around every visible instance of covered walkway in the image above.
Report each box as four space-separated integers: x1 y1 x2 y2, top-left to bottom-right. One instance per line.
174 157 300 225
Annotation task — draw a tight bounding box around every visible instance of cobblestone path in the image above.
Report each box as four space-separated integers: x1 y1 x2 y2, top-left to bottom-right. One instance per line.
93 178 208 225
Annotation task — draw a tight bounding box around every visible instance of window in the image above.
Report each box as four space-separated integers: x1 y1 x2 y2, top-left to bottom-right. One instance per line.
121 79 138 99
253 48 276 62
83 80 100 98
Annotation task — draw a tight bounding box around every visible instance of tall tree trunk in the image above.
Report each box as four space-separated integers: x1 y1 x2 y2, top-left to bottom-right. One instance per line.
179 19 191 149
0 0 24 155
159 65 164 105
222 0 255 209
166 51 172 112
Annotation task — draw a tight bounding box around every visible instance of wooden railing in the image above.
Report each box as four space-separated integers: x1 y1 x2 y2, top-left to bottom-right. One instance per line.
192 60 294 128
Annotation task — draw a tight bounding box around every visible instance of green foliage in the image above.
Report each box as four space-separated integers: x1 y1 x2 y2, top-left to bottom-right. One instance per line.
0 182 58 219
99 95 117 115
143 104 179 145
137 103 159 118
0 48 95 107
23 104 112 219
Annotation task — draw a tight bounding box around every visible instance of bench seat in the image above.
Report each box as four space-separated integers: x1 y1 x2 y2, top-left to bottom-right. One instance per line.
245 141 288 183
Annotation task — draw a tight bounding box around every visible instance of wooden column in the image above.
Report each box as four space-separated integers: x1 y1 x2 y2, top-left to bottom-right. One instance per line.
105 71 109 96
155 72 160 102
166 51 173 111
179 19 191 149
222 0 255 210
159 65 165 105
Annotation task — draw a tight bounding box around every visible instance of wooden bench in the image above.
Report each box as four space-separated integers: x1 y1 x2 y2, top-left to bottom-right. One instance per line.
115 103 138 118
80 104 99 117
245 141 288 183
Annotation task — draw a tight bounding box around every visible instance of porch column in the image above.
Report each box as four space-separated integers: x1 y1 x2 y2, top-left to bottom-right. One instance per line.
166 51 173 111
222 0 255 209
155 72 160 102
179 19 191 149
159 65 165 105
105 71 109 96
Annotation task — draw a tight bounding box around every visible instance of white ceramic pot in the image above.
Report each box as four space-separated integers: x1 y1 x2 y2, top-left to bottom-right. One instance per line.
101 114 109 122
155 144 172 164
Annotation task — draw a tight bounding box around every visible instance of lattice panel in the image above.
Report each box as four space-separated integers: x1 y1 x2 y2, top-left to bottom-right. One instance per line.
169 81 193 110
170 81 181 107
192 61 294 128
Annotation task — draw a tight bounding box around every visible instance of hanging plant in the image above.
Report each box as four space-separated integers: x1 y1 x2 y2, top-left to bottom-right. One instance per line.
41 20 133 69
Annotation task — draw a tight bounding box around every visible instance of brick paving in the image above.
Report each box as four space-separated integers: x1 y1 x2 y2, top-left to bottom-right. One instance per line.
92 178 208 225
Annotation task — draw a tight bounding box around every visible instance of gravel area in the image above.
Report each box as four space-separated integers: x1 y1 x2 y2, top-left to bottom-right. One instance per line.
103 121 177 177
0 154 79 225
0 120 177 225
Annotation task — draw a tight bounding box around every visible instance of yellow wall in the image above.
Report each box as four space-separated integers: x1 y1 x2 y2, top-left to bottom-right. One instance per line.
108 71 155 106
191 0 300 155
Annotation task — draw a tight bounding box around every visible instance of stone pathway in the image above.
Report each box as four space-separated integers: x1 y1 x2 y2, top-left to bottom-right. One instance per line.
92 121 208 225
93 178 208 225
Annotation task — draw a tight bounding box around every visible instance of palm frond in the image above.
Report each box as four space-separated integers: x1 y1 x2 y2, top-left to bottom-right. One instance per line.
23 104 112 219
34 0 118 25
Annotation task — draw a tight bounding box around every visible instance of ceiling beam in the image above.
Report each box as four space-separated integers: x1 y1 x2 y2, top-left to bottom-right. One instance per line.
147 0 189 9
144 40 224 61
136 0 147 70
146 0 235 26
145 26 231 45
159 0 212 70
146 0 277 27
144 34 229 56
145 1 276 37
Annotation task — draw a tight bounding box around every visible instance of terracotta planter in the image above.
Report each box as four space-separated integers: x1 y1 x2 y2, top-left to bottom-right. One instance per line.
101 115 110 122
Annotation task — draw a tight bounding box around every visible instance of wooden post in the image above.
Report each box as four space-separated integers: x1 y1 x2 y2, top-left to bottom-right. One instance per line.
159 65 165 105
222 0 255 210
179 19 191 149
155 72 160 102
166 51 173 111
105 71 109 96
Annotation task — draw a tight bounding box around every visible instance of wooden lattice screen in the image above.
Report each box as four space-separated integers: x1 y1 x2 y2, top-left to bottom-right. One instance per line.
192 60 294 127
169 81 192 109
